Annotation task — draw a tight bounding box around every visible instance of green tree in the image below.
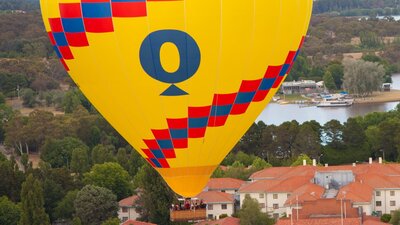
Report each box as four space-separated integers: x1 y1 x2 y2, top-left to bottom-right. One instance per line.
360 31 382 48
239 195 274 225
251 157 271 171
21 88 37 108
326 62 344 89
0 196 21 225
63 90 81 113
54 190 79 221
343 118 366 147
381 214 391 223
101 218 120 225
71 147 90 176
41 137 89 168
224 161 251 180
134 164 174 224
323 71 337 91
291 154 313 166
323 120 344 149
235 151 255 167
19 174 50 225
211 166 225 178
343 59 385 97
42 178 65 222
91 144 114 165
0 159 25 202
72 217 82 225
74 185 118 225
84 162 132 200
116 147 129 171
293 123 321 158
390 209 400 225
0 92 5 104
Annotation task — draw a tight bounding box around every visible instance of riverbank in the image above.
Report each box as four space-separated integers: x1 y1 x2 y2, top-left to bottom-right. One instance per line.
354 90 400 104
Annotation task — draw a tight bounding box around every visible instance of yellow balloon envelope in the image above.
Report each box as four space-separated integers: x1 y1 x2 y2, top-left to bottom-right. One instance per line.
40 0 312 197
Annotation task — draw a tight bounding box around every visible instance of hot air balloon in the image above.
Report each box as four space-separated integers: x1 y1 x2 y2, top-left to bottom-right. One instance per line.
40 0 312 198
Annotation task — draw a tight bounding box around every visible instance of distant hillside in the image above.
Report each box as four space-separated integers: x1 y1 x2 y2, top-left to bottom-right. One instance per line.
0 0 39 11
313 0 400 15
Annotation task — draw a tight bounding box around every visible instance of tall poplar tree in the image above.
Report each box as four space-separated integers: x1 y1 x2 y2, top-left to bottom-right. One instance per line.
19 174 50 225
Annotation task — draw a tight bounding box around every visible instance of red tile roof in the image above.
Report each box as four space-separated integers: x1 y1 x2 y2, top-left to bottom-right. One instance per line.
285 183 325 205
250 167 293 180
238 179 282 193
276 218 360 225
119 195 139 207
337 181 373 203
122 220 156 225
363 216 388 225
207 178 246 191
195 191 234 203
268 176 313 192
195 217 240 225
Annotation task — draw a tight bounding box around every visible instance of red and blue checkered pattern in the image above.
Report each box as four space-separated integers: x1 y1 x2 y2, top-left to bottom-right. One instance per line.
143 37 305 168
47 0 162 70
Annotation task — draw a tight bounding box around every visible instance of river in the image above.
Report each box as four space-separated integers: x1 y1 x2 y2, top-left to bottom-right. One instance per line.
256 73 400 125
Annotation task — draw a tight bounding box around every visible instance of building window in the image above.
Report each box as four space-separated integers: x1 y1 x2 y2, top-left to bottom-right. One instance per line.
208 214 214 219
122 217 128 222
259 203 265 208
273 194 278 199
390 201 396 206
273 213 280 220
376 191 381 197
259 193 264 198
208 204 213 210
221 204 227 210
376 201 382 207
391 191 395 196
122 207 128 213
273 204 279 209
377 211 382 217
221 190 226 193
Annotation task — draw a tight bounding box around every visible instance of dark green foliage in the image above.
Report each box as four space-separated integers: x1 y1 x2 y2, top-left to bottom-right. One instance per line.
101 218 120 225
43 178 65 222
41 137 89 168
91 144 115 165
134 164 174 225
239 195 274 225
74 185 118 225
0 159 25 202
71 147 90 176
21 88 37 108
313 0 400 14
0 92 5 104
326 62 344 89
381 213 391 223
83 162 132 200
390 210 400 225
0 196 21 225
19 174 50 225
360 31 382 49
323 71 337 91
54 190 79 221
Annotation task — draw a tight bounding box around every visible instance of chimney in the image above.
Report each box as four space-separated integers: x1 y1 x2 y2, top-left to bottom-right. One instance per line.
369 157 372 164
379 157 383 164
352 163 356 167
325 164 328 167
312 159 317 167
303 159 307 166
